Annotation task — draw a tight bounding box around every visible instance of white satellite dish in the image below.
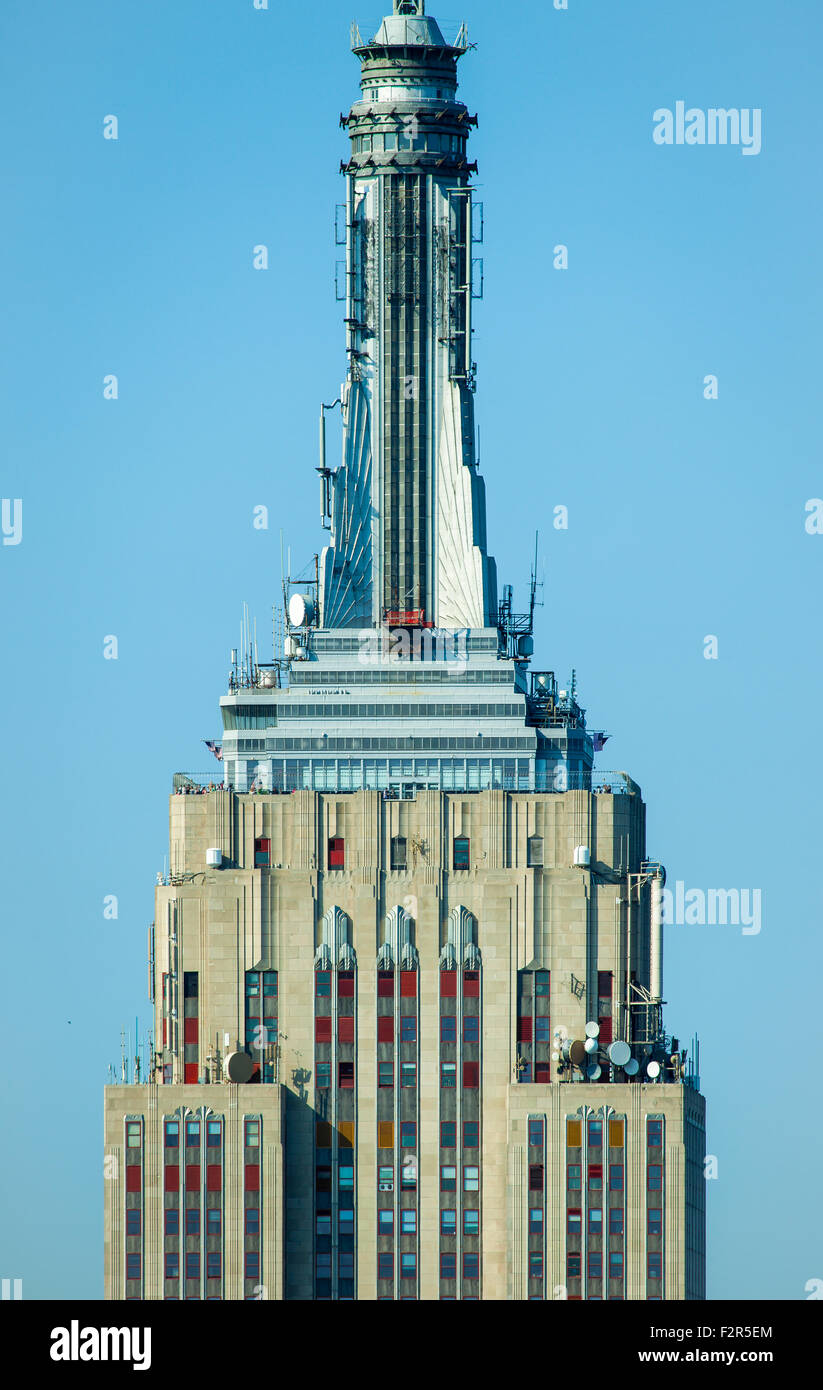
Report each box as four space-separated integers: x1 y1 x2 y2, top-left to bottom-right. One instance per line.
584 1037 598 1055
586 1063 602 1081
646 1059 661 1079
585 1020 600 1039
624 1058 639 1076
608 1040 631 1067
288 593 315 628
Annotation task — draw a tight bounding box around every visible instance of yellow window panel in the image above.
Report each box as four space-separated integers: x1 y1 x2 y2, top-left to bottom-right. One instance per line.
566 1119 582 1147
338 1121 355 1149
377 1121 394 1149
609 1120 624 1148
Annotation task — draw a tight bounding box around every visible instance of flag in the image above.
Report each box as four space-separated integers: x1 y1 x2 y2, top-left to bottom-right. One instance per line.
204 740 223 762
590 731 610 751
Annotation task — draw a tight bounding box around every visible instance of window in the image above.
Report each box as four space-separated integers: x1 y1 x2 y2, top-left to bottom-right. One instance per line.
463 1121 479 1148
164 1165 179 1193
440 1251 457 1279
588 1206 602 1233
377 1016 393 1043
378 1060 393 1087
566 1252 581 1278
453 836 470 869
244 1120 260 1148
400 1121 416 1148
164 1253 179 1280
126 1122 141 1148
339 1061 354 1089
207 1209 221 1236
245 971 260 997
206 1121 221 1148
400 1061 417 1088
338 970 355 998
535 969 550 996
587 1252 602 1280
401 1209 417 1235
164 1208 179 1235
648 1207 663 1236
400 1015 417 1043
207 1252 221 1280
567 1208 581 1234
609 1163 624 1191
377 1252 393 1281
648 1119 664 1146
125 1251 141 1281
244 1252 259 1280
164 1122 179 1148
185 1164 200 1191
609 1119 624 1147
567 1164 581 1190
528 1118 544 1148
647 1164 663 1191
263 970 277 997
440 1121 456 1148
588 1164 603 1189
440 1015 456 1043
316 1061 331 1089
126 1165 141 1193
254 836 270 867
609 1207 624 1235
338 1015 354 1043
441 1209 456 1235
185 1252 200 1280
339 1209 354 1235
125 1209 141 1236
315 1016 332 1043
534 1062 551 1082
588 1120 603 1147
391 836 407 870
648 1251 663 1280
378 1121 394 1149
464 1251 480 1279
518 1018 532 1046
338 1121 354 1150
529 1208 544 1234
535 1017 551 1043
566 1119 582 1147
378 970 394 997
440 1165 457 1192
527 835 543 867
464 1165 479 1192
464 1209 479 1236
400 970 417 998
463 1061 479 1088
609 1250 624 1280
441 1061 456 1088
316 1121 333 1149
185 1208 200 1236
529 1164 544 1191
245 1208 259 1234
463 1015 480 1044
245 1164 260 1191
463 970 480 998
528 1251 543 1280
315 971 331 997
400 1156 417 1190
378 1209 394 1234
400 1253 416 1279
378 1165 393 1190
440 970 457 997
185 1121 200 1147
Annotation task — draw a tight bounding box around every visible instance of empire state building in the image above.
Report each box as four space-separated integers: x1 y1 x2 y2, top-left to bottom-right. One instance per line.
104 1 706 1302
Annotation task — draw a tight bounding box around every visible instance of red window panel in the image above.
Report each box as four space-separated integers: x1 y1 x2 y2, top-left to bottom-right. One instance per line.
315 1016 332 1043
339 1061 355 1089
338 1015 355 1044
338 971 355 998
254 837 270 867
463 1061 479 1088
206 1164 222 1192
245 1164 260 1191
328 837 345 869
598 1016 613 1044
463 970 480 997
377 970 394 997
185 1164 201 1190
184 1063 198 1084
440 970 457 997
534 1062 551 1083
164 1164 179 1192
184 1017 198 1044
517 1016 532 1042
400 970 417 997
125 1165 141 1193
162 1018 167 1046
377 1016 394 1043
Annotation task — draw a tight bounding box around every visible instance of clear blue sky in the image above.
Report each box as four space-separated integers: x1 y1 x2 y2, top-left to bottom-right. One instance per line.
1 0 821 1300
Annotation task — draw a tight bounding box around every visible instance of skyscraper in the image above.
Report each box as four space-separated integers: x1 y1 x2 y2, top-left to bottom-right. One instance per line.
104 1 706 1302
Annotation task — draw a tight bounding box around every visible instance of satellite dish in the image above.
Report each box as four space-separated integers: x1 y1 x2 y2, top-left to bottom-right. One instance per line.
608 1040 631 1067
584 1037 598 1055
569 1039 587 1067
288 593 315 628
586 1063 602 1081
624 1058 639 1076
585 1020 600 1039
646 1059 661 1079
225 1051 254 1083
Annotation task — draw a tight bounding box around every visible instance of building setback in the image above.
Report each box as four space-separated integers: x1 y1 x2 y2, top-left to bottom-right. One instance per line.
104 1 706 1302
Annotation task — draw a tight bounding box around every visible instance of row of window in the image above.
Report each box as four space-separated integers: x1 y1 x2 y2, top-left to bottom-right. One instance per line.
352 132 465 155
162 1120 222 1148
160 1207 232 1235
566 1118 625 1148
